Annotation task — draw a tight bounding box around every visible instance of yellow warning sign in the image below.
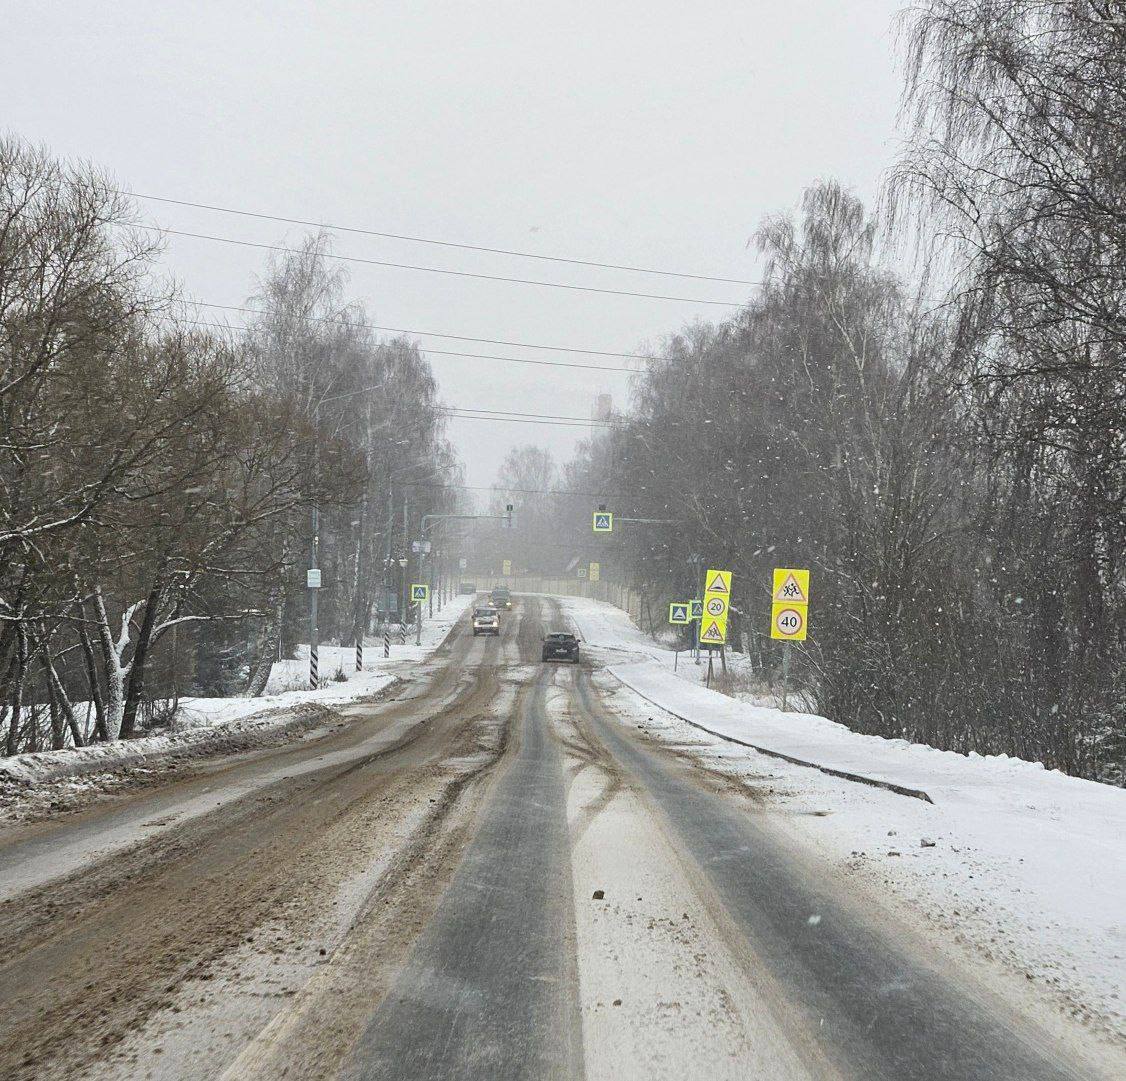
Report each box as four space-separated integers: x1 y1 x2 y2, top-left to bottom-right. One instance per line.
771 603 807 641
700 567 732 645
502 560 512 576
704 569 731 595
699 618 726 644
589 561 600 582
772 568 810 604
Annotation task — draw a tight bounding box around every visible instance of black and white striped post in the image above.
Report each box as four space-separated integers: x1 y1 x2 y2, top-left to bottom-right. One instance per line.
307 566 322 689
384 623 391 658
355 640 363 672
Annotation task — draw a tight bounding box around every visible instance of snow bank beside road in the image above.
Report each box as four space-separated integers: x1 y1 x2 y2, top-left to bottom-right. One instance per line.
1 594 474 789
559 593 1126 1034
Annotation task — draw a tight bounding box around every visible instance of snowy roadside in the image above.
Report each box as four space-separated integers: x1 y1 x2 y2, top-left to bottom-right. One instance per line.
560 595 1126 1037
0 594 474 806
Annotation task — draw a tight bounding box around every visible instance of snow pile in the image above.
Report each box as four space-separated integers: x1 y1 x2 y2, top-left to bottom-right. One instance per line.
1 594 474 787
564 593 1126 1032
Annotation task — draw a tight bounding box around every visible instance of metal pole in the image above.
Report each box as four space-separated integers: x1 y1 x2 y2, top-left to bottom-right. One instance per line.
309 404 320 690
415 546 424 645
356 640 363 672
384 622 391 658
781 641 791 712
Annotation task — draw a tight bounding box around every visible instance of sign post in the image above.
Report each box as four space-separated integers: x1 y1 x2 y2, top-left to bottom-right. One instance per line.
770 568 810 711
699 569 732 687
411 583 429 645
307 568 322 688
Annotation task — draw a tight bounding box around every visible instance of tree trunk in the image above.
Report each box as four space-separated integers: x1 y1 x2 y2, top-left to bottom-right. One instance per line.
5 625 29 755
75 607 107 742
120 582 164 739
246 580 285 697
93 587 128 741
44 653 84 748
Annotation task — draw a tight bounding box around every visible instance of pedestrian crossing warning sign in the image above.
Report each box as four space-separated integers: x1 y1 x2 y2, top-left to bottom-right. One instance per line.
772 568 810 604
411 584 429 602
593 512 613 533
705 569 731 594
699 619 726 644
668 602 690 624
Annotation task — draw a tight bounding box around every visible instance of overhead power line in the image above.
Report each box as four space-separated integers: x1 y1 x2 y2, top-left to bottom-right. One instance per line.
118 189 758 286
439 410 608 429
180 317 641 374
186 300 657 360
136 225 745 308
444 406 612 424
405 481 628 498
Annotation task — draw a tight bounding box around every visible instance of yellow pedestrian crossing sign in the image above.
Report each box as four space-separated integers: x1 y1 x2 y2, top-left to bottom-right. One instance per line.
699 619 726 644
705 569 731 594
592 512 613 532
411 584 429 602
772 568 810 604
668 602 690 624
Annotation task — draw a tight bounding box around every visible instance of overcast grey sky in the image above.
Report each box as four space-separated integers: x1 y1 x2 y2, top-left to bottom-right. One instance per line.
4 0 905 488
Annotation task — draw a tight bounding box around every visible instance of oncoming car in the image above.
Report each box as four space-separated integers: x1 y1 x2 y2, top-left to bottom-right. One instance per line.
541 631 580 663
472 606 500 636
490 587 512 610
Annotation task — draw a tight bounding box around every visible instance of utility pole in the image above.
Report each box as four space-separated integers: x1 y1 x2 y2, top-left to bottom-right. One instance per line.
307 381 384 689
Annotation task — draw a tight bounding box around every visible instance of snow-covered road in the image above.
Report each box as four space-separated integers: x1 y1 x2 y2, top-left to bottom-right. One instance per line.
0 593 1120 1079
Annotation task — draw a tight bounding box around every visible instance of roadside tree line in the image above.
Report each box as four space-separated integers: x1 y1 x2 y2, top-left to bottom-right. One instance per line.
552 2 1125 782
0 138 459 755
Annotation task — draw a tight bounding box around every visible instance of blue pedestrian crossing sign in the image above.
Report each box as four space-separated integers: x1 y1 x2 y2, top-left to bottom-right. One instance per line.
592 511 613 533
689 599 703 620
668 602 690 625
411 584 429 602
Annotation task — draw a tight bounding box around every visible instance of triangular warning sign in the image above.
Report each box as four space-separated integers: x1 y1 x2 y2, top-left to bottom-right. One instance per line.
672 605 687 620
705 572 729 594
699 619 725 643
774 572 806 603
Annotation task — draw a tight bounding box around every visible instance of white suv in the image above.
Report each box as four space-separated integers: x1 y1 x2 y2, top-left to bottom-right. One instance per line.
472 606 500 636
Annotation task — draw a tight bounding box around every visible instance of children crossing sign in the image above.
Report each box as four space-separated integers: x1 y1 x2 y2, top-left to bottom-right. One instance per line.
772 568 809 604
770 567 809 641
411 584 429 602
668 602 690 624
699 619 726 644
592 512 613 533
699 567 732 646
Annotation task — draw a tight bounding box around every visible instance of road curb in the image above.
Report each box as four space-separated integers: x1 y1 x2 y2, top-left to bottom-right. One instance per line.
607 667 935 804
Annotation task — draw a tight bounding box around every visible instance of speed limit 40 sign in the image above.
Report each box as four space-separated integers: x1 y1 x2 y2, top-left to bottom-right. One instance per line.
771 605 805 640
